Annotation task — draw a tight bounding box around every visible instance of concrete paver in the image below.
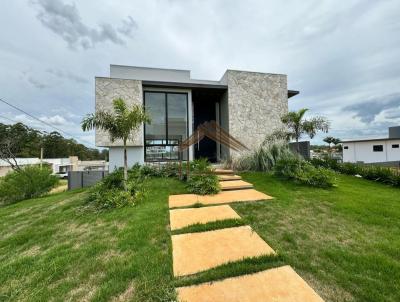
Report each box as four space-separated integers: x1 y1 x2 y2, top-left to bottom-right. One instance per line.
172 226 275 277
170 205 241 231
169 189 272 208
218 174 242 181
177 265 324 302
219 180 253 190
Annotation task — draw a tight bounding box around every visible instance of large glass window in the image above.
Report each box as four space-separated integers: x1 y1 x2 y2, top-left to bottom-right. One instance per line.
144 91 188 161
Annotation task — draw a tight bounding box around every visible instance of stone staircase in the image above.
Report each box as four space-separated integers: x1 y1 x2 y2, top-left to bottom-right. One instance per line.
214 168 253 191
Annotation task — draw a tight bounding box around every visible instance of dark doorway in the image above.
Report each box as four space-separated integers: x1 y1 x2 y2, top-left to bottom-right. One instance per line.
192 88 226 162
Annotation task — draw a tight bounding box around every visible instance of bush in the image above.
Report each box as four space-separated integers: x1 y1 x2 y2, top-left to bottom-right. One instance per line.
0 165 58 205
275 155 336 188
186 159 220 195
85 168 146 210
228 143 294 172
187 173 220 195
310 158 400 187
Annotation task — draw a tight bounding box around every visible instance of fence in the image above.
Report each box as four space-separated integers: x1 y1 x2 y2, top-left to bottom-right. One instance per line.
68 171 108 190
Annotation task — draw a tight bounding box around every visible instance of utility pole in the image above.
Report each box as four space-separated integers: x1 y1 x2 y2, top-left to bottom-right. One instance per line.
40 147 43 169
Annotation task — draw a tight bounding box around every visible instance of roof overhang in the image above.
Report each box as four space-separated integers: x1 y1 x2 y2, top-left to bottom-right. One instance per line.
288 90 299 98
142 80 227 90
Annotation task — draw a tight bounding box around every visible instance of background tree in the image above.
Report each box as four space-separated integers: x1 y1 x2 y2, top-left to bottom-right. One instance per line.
81 98 150 188
323 136 341 156
0 122 107 160
280 108 330 153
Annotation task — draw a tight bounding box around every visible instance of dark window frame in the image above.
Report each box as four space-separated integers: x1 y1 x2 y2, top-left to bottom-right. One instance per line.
373 145 384 152
344 146 349 150
392 144 399 149
143 90 189 162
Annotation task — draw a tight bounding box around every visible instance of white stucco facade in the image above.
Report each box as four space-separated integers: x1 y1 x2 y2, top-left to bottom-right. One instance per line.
343 139 400 163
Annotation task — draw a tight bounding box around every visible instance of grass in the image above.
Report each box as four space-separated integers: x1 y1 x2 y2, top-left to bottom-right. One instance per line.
171 218 245 235
0 178 186 302
235 172 400 302
1 173 400 301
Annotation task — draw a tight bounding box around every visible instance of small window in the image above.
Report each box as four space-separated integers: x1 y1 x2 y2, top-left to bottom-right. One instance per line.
393 144 399 149
344 146 349 150
373 145 383 152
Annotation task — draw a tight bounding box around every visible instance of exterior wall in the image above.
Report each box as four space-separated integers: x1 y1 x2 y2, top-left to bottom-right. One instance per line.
109 147 144 171
225 70 288 155
95 77 143 147
343 140 400 163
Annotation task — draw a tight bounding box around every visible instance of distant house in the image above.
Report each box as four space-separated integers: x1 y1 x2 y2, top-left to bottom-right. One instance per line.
0 156 108 177
0 158 41 177
342 126 400 165
95 65 299 171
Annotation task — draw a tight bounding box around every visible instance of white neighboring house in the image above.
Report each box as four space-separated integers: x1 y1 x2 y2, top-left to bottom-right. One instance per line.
342 126 400 164
0 158 41 177
0 156 108 178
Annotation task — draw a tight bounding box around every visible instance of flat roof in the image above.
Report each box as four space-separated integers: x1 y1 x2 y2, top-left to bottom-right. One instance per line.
341 138 396 143
105 65 299 98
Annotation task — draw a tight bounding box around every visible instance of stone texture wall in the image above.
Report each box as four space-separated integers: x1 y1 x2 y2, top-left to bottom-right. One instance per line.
226 70 288 154
95 77 143 147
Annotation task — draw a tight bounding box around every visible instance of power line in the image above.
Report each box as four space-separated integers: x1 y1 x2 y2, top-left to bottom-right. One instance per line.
0 115 19 124
0 97 97 148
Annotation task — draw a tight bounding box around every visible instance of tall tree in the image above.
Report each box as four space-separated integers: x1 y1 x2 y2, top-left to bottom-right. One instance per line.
81 98 150 188
323 136 341 157
280 108 330 153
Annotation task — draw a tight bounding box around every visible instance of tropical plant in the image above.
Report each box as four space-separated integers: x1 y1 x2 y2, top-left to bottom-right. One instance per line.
186 159 220 195
82 98 150 189
85 167 147 210
228 142 293 172
279 108 330 153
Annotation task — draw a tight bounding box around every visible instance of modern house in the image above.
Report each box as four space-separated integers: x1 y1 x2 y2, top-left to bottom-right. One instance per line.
342 126 400 165
95 65 299 170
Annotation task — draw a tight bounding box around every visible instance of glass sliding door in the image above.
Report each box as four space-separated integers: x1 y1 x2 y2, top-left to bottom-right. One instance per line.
144 91 188 161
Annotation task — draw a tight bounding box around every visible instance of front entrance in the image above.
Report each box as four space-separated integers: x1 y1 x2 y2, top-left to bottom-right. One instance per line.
192 88 225 163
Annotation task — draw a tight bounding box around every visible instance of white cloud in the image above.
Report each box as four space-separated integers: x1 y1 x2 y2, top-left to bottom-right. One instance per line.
0 0 399 146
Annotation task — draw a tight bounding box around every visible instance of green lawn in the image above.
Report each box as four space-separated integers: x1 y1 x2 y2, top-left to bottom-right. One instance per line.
1 173 399 301
235 173 400 302
0 178 186 302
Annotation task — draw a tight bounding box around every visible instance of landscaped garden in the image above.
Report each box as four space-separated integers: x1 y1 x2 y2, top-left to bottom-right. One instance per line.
1 170 399 301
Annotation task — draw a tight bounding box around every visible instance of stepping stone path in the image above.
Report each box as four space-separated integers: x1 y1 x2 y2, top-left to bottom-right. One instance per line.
170 205 240 231
169 189 272 208
177 266 324 302
172 226 275 277
168 168 325 301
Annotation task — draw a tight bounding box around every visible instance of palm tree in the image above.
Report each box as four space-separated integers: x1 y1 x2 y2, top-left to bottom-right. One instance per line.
281 108 330 153
81 98 150 189
323 136 335 155
324 136 341 157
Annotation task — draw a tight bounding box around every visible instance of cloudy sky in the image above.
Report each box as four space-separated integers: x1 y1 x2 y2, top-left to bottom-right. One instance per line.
1 0 399 147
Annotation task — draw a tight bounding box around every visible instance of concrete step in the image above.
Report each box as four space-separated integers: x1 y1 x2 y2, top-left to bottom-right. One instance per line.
214 168 235 175
218 175 242 181
220 180 253 191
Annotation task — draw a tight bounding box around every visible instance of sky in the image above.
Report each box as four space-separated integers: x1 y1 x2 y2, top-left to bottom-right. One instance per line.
1 0 399 147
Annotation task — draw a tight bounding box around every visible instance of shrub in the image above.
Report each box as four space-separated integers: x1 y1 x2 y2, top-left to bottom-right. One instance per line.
186 159 220 195
229 143 293 172
0 165 58 205
85 168 146 210
310 158 400 187
187 173 220 195
275 155 336 188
